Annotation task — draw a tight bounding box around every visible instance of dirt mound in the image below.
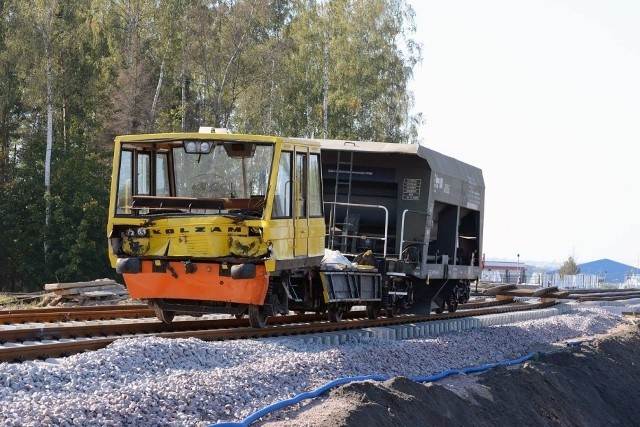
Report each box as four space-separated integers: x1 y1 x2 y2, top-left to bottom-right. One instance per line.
261 323 640 426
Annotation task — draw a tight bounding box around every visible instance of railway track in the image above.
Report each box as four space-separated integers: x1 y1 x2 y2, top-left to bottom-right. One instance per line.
0 304 152 324
0 299 553 363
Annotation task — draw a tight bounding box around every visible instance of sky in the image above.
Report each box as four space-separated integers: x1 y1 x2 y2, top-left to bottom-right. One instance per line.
406 0 640 267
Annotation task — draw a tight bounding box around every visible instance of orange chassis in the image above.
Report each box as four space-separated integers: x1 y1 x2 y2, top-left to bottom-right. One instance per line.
123 260 269 305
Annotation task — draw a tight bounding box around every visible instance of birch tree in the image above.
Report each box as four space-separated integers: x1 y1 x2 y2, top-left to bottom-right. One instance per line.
270 0 421 142
16 0 60 255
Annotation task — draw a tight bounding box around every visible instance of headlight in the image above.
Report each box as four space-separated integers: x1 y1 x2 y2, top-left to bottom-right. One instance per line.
185 141 197 153
136 227 147 237
125 228 135 237
184 140 214 154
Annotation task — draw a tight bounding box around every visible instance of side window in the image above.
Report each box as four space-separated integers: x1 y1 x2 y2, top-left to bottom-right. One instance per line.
295 151 307 218
273 152 292 218
137 152 151 195
116 150 133 214
156 152 170 197
308 153 323 217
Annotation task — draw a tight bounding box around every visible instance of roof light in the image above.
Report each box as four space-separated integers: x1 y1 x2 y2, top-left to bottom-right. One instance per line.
198 126 230 134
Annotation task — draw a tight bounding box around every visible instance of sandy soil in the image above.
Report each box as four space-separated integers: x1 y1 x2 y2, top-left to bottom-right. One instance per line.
259 322 640 426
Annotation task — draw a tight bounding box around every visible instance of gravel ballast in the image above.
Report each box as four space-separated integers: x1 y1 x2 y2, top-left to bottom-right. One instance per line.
0 304 635 426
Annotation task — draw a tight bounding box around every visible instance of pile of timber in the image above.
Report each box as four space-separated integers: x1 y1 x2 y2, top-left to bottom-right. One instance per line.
39 279 129 306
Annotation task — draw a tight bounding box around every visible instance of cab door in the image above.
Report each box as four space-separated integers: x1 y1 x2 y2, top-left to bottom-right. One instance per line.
293 146 309 257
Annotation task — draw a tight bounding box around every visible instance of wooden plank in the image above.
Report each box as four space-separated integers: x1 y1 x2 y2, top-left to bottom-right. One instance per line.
622 311 640 318
532 286 559 297
483 284 517 296
49 285 126 296
44 279 116 291
82 291 118 298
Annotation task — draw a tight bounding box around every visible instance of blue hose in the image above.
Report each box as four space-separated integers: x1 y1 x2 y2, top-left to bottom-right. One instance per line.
213 375 388 427
212 341 587 426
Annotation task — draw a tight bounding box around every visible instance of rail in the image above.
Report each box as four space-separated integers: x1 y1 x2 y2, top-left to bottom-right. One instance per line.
0 300 557 363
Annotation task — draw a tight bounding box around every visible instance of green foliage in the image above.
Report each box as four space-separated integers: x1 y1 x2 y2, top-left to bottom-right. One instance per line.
559 256 580 277
0 125 48 291
47 151 114 282
0 0 422 291
236 0 421 142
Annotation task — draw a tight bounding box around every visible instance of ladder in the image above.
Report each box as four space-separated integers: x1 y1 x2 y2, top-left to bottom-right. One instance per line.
329 150 355 252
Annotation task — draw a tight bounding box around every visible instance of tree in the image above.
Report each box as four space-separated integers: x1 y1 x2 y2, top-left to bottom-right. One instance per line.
0 0 425 292
17 0 60 255
0 0 22 186
0 0 117 290
226 0 292 134
559 256 580 277
262 0 421 142
95 0 159 135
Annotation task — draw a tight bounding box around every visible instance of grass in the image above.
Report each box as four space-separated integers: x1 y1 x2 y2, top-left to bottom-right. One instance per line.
0 294 16 305
0 293 42 310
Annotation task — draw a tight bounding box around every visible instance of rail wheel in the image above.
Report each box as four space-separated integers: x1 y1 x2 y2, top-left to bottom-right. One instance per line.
328 306 343 322
447 288 460 313
386 304 400 318
366 303 380 319
153 306 175 324
434 301 445 314
248 305 268 328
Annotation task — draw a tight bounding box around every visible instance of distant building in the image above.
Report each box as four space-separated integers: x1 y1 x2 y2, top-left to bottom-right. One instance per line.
552 259 639 284
482 260 525 284
482 258 639 287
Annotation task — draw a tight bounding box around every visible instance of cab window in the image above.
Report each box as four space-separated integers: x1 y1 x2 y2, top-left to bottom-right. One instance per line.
273 152 292 218
295 152 307 217
308 153 323 217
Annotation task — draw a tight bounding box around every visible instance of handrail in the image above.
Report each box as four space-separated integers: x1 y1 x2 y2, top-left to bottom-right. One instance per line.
399 209 431 250
399 209 431 276
324 201 389 258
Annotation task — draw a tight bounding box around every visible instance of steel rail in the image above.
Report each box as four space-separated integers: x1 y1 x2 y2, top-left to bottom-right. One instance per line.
0 305 152 324
0 299 513 343
0 300 555 363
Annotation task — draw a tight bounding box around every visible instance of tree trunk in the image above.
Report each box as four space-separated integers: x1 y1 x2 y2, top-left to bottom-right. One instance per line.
44 47 53 255
321 6 331 139
181 53 187 131
150 58 165 132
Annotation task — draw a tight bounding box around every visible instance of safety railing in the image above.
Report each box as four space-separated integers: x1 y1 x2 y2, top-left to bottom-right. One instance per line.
324 201 389 258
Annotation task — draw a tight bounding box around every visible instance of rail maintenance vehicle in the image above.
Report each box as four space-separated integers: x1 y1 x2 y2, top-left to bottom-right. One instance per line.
107 129 484 327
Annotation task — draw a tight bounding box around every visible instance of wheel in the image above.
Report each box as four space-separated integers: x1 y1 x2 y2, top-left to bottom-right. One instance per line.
328 306 343 322
386 304 400 318
446 300 458 313
447 288 460 313
248 305 268 328
460 285 470 304
153 306 175 324
434 301 445 314
366 303 380 319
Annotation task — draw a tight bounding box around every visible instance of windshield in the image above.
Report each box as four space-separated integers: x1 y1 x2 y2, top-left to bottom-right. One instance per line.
173 144 273 199
114 140 274 215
